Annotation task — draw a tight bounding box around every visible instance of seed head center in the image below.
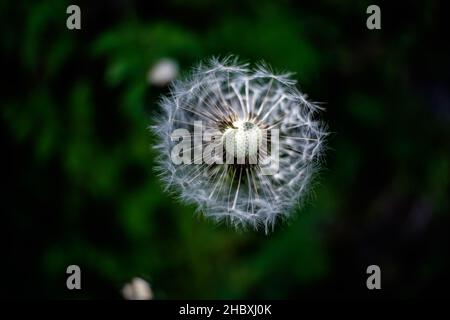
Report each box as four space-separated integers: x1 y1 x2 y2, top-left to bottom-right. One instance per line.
222 120 262 159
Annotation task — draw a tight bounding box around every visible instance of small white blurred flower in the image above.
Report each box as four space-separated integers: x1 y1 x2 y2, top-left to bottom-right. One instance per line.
122 277 153 300
147 58 179 87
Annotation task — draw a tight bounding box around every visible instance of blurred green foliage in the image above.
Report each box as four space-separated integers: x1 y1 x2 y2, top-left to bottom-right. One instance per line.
2 0 449 299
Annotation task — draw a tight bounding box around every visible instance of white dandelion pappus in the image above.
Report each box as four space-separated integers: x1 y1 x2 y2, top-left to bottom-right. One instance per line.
152 57 327 233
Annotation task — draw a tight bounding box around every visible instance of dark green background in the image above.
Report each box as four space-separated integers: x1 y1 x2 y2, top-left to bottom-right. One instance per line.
2 0 449 299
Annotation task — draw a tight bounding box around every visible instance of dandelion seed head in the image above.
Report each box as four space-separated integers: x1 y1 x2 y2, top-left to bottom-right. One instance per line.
152 56 327 233
148 58 179 87
122 277 153 300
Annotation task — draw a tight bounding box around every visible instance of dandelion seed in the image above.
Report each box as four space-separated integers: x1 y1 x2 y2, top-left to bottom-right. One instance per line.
151 56 327 233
